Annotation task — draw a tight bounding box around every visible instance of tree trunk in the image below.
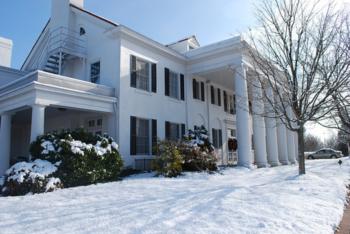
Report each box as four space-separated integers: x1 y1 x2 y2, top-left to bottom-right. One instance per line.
298 126 306 175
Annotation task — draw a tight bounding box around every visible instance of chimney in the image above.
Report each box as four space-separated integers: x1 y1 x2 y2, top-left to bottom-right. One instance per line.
0 37 13 67
51 0 84 29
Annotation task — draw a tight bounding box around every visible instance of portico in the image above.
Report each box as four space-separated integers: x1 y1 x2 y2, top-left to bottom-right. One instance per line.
186 37 297 168
0 70 117 175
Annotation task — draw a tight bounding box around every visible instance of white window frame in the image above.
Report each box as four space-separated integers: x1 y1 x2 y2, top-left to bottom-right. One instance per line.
134 57 152 92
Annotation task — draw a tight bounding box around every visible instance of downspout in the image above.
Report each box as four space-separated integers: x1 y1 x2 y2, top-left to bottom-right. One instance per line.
206 80 211 136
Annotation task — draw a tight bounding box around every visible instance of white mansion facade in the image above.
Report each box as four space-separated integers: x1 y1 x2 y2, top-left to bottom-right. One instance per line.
0 0 298 175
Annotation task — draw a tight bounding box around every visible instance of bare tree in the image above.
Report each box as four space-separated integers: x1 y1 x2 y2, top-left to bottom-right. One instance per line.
304 134 322 152
247 0 350 174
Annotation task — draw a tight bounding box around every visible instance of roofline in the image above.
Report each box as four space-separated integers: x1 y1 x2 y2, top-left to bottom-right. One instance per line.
166 35 199 47
21 20 50 70
70 4 119 27
111 26 188 61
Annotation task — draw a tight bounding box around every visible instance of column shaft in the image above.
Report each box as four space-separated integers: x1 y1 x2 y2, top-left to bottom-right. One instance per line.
265 87 280 166
252 80 268 167
277 119 289 165
235 64 253 167
0 114 12 175
30 105 46 143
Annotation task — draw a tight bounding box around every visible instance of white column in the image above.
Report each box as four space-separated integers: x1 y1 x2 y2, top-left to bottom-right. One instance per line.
265 87 280 166
251 79 268 168
276 119 289 165
107 113 117 140
30 105 46 143
0 113 12 175
286 107 296 164
235 64 253 168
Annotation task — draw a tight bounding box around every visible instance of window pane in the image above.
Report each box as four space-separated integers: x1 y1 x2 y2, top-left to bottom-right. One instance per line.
136 118 150 154
169 123 180 141
136 59 150 91
90 62 100 84
169 71 179 99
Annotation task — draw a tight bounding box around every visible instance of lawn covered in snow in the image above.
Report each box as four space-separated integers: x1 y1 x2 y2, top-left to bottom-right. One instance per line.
0 158 349 234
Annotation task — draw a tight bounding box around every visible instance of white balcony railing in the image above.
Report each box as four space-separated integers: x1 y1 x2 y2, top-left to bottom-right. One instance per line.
30 27 87 71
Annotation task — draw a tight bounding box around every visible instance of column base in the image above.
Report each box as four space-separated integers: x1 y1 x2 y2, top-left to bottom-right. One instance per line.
268 161 281 167
256 162 269 168
279 160 289 165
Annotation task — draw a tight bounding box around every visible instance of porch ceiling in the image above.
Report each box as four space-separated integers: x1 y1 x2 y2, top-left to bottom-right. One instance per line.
196 68 235 90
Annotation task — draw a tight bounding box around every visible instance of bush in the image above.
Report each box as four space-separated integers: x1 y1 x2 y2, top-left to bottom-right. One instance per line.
30 129 123 187
153 126 218 177
182 126 217 172
1 160 63 196
153 141 183 177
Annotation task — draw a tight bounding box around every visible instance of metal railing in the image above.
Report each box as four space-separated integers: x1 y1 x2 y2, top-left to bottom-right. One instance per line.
48 27 87 58
29 27 87 71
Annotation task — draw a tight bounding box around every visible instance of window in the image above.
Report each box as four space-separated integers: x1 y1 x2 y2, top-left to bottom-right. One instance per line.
211 86 221 106
169 71 179 99
130 117 157 155
192 79 205 101
224 92 236 114
90 62 100 84
212 128 223 149
80 27 86 36
165 121 186 141
136 118 150 155
136 59 150 91
165 68 184 100
130 55 157 92
86 117 103 135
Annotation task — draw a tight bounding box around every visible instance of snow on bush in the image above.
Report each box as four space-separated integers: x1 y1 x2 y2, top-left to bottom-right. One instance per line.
153 126 217 177
30 129 123 188
1 159 63 196
182 126 217 172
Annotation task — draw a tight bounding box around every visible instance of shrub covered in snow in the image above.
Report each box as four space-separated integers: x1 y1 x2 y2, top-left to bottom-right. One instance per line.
153 141 183 177
1 160 63 196
153 126 217 177
182 126 217 172
30 129 123 187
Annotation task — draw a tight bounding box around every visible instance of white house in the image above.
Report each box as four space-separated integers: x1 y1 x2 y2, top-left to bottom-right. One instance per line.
0 0 298 175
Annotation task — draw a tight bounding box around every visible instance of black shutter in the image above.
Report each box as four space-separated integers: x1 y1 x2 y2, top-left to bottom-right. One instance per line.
176 124 180 140
217 88 221 106
152 119 157 155
151 63 157 93
130 116 137 155
223 91 228 112
180 74 185 100
165 121 171 140
219 129 223 147
181 124 186 139
130 55 137 88
200 82 205 101
192 79 197 99
165 68 170 96
212 129 216 148
211 86 215 104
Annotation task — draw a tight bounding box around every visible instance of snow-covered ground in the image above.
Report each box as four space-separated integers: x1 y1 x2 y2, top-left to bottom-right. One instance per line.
0 158 349 234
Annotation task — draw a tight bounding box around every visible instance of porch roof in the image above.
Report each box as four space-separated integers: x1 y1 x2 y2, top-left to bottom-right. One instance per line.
0 71 117 114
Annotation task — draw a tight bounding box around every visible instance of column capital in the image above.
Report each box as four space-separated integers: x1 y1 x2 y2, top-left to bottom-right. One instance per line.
32 104 47 109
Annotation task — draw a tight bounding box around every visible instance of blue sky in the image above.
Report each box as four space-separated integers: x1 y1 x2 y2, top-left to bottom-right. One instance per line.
0 0 255 69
